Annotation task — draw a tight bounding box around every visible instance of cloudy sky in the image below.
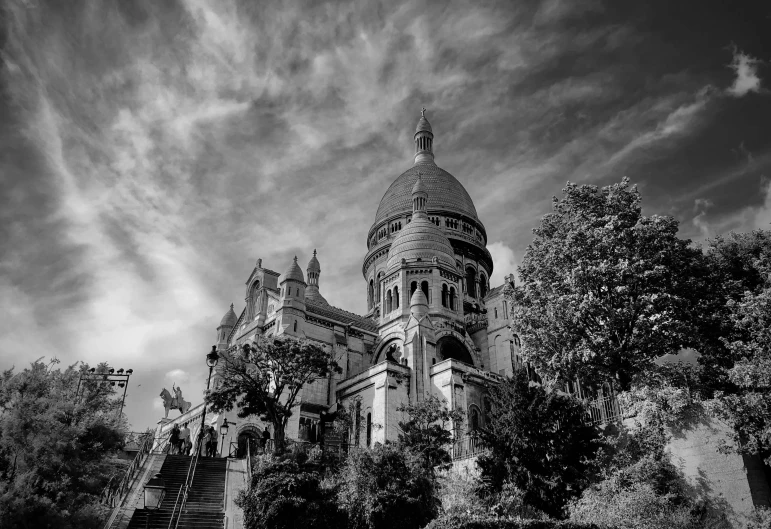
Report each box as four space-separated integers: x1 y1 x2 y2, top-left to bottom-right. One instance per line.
1 0 769 430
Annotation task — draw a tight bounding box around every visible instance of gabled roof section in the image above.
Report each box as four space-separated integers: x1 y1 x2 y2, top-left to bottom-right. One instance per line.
227 307 246 343
305 298 378 333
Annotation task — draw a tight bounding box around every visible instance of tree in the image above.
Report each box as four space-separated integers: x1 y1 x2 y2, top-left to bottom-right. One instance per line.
511 178 704 390
206 335 341 452
397 395 465 471
236 454 343 529
0 359 126 529
477 371 604 519
715 260 771 464
337 443 439 529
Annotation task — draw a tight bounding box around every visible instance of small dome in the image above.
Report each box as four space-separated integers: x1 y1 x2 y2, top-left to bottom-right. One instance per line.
412 175 428 197
280 256 305 283
307 249 321 273
305 287 329 305
415 110 433 134
386 216 456 273
410 288 429 317
219 303 237 328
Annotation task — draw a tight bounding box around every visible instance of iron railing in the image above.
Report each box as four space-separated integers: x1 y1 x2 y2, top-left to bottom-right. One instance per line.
585 395 624 425
451 434 485 460
167 439 201 529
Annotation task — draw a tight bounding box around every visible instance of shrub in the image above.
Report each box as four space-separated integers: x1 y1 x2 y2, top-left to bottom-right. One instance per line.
424 512 601 529
337 443 438 529
236 454 343 529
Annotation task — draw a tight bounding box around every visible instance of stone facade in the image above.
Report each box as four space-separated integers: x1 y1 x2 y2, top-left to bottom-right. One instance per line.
198 112 521 451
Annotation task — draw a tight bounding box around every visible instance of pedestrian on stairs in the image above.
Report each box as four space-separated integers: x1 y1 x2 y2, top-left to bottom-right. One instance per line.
207 425 218 457
179 422 190 456
169 424 180 454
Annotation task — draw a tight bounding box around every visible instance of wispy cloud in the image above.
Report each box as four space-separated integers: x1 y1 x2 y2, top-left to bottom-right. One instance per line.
1 0 769 429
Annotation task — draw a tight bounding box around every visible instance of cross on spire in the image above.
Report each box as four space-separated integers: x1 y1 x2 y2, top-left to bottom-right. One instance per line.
421 107 426 117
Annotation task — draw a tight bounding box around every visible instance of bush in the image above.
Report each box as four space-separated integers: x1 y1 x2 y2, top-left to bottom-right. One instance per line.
337 443 438 529
425 513 601 529
236 454 343 529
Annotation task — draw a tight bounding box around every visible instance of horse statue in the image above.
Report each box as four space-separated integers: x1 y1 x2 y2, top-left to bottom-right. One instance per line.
160 384 192 418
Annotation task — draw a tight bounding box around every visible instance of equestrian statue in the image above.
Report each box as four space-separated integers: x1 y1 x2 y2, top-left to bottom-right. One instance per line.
160 384 192 418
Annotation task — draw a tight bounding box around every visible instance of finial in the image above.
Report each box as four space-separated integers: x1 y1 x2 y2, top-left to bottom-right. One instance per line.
293 256 298 262
257 258 262 268
421 107 426 117
230 303 234 309
313 249 317 257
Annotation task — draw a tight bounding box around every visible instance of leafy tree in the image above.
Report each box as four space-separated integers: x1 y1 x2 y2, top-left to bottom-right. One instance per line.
0 359 126 529
236 454 343 529
511 178 704 390
477 371 604 519
397 395 465 471
207 335 341 452
337 443 439 529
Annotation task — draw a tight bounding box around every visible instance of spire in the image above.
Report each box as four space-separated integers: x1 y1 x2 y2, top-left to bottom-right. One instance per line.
307 249 320 287
412 173 428 217
414 108 435 165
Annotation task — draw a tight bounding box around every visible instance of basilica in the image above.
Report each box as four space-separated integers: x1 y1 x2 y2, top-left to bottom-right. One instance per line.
204 110 521 450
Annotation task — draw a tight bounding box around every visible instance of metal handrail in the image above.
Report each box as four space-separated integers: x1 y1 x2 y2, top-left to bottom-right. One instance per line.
101 433 168 529
168 435 203 529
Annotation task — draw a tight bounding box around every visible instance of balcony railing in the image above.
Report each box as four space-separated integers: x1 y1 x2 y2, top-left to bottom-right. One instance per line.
585 395 624 425
451 434 485 461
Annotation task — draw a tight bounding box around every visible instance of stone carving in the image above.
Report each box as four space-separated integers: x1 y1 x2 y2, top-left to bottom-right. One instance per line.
160 384 192 418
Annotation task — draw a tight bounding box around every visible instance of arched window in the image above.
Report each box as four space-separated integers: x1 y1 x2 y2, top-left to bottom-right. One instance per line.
394 286 400 308
441 284 448 307
410 281 417 296
466 267 476 298
293 320 298 332
366 413 372 447
479 274 487 298
368 280 374 309
421 281 429 303
469 406 480 431
377 272 384 302
503 301 508 319
449 287 457 311
387 290 393 313
494 307 498 318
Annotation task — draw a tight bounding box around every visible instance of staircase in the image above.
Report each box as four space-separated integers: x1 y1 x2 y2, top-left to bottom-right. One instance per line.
126 455 226 529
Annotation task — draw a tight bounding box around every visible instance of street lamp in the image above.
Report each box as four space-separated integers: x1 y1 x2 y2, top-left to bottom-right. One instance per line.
143 473 166 529
197 346 220 456
219 418 230 458
76 367 133 418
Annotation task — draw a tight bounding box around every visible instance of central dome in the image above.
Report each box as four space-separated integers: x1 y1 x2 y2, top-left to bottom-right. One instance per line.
386 177 457 273
373 163 478 225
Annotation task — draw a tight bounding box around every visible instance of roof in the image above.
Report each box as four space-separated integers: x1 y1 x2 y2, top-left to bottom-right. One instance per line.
415 115 432 134
279 256 305 283
412 174 428 196
373 163 479 226
386 214 456 273
305 286 329 305
307 249 321 273
219 303 238 328
305 298 378 333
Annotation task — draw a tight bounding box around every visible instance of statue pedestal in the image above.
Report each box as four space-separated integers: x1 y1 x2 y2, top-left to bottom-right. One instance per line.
158 418 172 426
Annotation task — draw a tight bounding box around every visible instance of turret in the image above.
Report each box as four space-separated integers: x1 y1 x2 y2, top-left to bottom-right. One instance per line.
414 108 435 165
217 303 237 350
305 249 329 305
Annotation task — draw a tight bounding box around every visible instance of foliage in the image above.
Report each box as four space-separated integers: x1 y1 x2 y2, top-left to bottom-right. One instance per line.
0 359 127 529
207 335 341 451
697 230 771 463
746 507 771 529
396 395 464 471
511 178 705 390
337 443 438 529
425 512 601 529
476 371 604 519
436 470 488 519
236 452 344 529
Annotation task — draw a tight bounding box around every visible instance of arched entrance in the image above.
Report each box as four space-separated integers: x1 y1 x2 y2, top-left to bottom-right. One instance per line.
436 335 474 365
237 427 262 457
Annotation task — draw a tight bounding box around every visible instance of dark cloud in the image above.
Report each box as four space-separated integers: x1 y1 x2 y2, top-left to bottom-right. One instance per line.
0 0 769 429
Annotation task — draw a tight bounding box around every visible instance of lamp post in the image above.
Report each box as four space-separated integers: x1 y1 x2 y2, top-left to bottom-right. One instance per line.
197 346 220 456
76 367 133 419
219 418 230 458
143 473 166 529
